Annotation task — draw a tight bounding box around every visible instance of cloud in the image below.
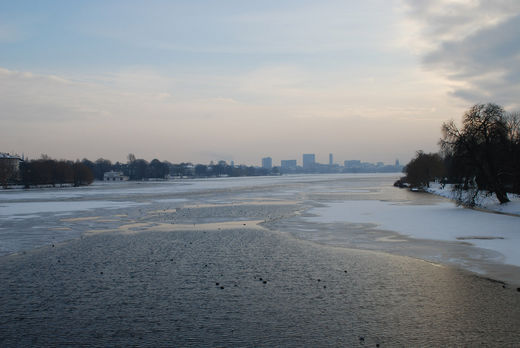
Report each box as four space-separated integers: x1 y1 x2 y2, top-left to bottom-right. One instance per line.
401 0 520 109
0 68 112 122
0 63 453 164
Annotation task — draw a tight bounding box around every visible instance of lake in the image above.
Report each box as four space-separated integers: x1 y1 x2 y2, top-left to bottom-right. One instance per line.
1 174 519 346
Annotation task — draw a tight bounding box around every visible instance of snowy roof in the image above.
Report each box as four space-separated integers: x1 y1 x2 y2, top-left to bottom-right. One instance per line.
103 171 125 177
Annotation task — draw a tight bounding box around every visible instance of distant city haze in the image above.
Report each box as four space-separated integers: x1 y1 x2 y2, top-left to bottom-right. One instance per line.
1 1 519 165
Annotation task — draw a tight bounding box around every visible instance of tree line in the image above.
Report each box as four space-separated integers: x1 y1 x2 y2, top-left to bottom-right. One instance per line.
17 157 94 188
1 153 277 189
81 154 274 181
402 103 520 206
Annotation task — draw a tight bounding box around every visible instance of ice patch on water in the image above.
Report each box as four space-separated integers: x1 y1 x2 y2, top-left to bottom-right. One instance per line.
0 200 148 218
1 214 42 220
306 200 520 268
154 198 187 204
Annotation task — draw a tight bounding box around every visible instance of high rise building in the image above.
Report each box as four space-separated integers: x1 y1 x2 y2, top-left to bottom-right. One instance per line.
281 160 297 168
302 154 315 169
262 157 272 170
329 153 333 166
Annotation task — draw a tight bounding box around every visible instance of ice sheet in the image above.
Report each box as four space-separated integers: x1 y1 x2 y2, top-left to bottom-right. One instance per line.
0 201 147 218
0 173 396 201
306 200 520 267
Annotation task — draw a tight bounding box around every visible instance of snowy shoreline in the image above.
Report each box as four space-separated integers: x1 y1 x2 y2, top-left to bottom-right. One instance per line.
305 185 520 284
425 183 520 216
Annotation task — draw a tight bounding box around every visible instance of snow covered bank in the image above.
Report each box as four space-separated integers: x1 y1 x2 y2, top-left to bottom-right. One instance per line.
426 183 520 216
306 199 520 268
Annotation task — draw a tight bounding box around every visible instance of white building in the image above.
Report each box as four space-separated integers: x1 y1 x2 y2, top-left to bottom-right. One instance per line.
103 171 128 181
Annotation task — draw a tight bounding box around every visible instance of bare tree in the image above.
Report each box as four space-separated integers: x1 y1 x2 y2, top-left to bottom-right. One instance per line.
440 103 511 204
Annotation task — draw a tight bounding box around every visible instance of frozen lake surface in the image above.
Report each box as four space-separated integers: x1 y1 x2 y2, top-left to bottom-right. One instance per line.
1 174 520 346
306 200 520 269
2 173 519 281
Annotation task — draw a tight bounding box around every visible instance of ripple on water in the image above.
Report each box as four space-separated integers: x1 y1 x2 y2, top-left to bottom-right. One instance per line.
0 227 519 347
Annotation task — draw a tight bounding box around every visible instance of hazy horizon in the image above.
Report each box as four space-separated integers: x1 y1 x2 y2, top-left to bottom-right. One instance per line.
2 1 520 165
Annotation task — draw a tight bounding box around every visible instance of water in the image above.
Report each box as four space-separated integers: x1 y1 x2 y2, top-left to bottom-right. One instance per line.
1 174 519 346
0 174 420 256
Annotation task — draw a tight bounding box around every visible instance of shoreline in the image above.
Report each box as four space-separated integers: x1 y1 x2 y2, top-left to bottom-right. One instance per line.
425 183 520 216
294 188 520 288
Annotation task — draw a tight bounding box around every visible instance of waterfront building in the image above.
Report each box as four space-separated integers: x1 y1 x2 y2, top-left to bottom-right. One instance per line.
103 171 128 181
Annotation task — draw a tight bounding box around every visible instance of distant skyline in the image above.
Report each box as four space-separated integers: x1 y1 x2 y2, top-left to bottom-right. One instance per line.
2 1 520 165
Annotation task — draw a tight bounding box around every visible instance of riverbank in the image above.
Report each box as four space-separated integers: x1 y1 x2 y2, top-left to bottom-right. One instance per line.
425 183 520 216
294 179 520 286
300 197 520 287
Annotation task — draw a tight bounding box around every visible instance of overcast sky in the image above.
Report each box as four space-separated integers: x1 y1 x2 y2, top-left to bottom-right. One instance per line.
1 0 519 165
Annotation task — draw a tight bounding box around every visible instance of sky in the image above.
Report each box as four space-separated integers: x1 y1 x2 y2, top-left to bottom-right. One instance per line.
1 0 520 166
